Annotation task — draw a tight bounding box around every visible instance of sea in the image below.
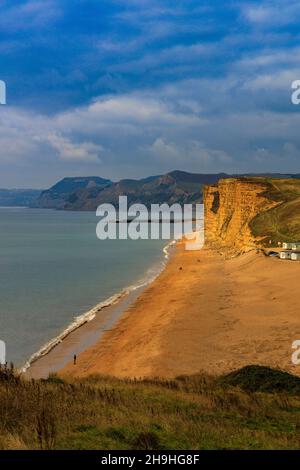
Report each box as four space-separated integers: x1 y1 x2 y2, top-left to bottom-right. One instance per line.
0 207 173 367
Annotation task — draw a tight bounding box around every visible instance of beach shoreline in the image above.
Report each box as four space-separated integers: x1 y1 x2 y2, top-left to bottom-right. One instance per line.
24 240 175 379
25 236 300 381
59 244 300 380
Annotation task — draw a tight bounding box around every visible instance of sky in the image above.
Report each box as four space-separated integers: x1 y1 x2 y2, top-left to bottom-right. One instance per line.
1 0 300 188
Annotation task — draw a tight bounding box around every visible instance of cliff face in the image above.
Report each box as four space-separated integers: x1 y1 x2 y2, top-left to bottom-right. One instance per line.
204 178 278 255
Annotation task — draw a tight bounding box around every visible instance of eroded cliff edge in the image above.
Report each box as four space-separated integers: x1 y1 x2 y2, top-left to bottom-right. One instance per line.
204 178 279 255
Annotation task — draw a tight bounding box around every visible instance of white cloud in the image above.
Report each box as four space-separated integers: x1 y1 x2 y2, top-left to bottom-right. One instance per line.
0 1 61 32
108 42 216 74
46 134 103 162
244 6 272 24
1 70 300 186
241 1 300 27
146 137 232 166
242 69 300 91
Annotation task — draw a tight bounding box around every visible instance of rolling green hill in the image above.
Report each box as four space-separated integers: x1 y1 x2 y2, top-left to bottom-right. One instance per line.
250 178 300 244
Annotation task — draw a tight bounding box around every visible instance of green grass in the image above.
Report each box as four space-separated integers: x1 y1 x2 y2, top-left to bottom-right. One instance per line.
1 365 300 449
219 365 300 393
249 178 300 244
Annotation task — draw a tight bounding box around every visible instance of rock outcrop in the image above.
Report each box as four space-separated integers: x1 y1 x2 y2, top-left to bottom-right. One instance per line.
204 178 278 255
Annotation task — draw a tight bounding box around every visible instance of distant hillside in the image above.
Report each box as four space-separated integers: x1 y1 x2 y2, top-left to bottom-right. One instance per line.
63 170 233 210
3 171 300 211
35 176 112 209
36 171 231 211
0 189 41 207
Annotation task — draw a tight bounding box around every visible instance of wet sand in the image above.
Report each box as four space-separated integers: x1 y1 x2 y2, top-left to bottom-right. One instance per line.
25 286 147 379
25 243 175 380
57 244 300 379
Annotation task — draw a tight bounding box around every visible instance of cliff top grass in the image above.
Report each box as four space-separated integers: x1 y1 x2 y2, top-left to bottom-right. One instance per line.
249 178 300 245
2 365 300 450
211 176 300 245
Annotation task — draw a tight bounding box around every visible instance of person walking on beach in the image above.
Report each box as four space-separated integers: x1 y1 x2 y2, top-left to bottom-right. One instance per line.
73 354 77 365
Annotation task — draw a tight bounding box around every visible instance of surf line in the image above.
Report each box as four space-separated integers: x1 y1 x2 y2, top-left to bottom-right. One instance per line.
20 242 172 374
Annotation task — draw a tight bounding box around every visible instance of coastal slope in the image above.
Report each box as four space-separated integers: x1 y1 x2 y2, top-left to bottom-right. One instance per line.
204 178 277 254
28 176 300 380
205 177 300 254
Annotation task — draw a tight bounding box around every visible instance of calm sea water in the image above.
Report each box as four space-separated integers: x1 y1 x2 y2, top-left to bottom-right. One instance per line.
0 207 168 366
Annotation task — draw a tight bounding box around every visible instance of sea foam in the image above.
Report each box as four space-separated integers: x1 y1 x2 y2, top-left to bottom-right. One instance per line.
20 240 176 373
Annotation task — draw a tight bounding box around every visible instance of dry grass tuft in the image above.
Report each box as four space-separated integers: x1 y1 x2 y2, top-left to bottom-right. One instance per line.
0 364 300 449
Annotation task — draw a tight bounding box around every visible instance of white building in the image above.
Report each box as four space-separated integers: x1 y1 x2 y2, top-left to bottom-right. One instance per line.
279 251 292 260
291 252 300 261
292 243 300 251
282 242 293 249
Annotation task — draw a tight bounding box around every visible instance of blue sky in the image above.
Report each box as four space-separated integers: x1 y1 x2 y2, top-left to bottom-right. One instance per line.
1 0 300 187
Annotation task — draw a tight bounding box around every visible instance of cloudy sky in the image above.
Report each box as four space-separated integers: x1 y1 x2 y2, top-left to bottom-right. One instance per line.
1 0 300 188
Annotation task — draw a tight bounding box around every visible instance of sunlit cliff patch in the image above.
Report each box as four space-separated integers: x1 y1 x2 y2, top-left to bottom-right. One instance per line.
203 177 300 254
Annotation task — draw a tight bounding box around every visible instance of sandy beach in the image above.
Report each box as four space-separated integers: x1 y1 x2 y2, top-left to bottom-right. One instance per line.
25 241 174 379
25 240 300 380
43 242 300 379
25 285 146 379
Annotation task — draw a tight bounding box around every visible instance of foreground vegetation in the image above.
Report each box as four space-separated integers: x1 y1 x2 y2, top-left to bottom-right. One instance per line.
0 365 300 449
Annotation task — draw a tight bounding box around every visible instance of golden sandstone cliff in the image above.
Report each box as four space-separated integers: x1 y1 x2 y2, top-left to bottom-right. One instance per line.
204 178 278 255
